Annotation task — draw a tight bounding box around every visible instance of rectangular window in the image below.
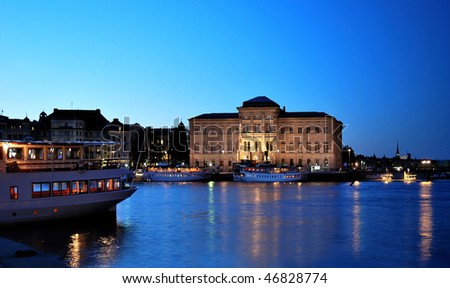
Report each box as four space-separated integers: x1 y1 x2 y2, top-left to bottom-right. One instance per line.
90 179 105 193
32 182 51 198
298 127 303 134
10 186 19 200
8 148 23 160
72 180 88 195
66 147 81 159
28 148 44 160
52 181 70 196
47 147 63 160
106 178 120 191
106 178 114 191
114 178 121 190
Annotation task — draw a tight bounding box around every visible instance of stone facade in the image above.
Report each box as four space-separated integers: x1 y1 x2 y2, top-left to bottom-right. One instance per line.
189 96 343 171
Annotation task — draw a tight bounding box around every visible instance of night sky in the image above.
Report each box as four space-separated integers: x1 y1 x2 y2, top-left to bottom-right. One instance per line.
1 0 449 159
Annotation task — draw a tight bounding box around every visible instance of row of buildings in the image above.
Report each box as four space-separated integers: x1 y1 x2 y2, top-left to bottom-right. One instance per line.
0 96 345 171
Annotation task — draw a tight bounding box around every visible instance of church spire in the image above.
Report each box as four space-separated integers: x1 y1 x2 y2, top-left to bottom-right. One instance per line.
396 141 400 158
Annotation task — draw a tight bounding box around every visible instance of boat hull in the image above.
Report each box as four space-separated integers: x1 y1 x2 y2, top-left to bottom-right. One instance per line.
0 169 137 225
233 172 306 182
146 171 210 182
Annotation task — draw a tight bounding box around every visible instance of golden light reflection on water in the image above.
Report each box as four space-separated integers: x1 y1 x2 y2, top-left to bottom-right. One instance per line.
419 181 433 262
237 185 282 262
66 228 120 267
67 233 83 268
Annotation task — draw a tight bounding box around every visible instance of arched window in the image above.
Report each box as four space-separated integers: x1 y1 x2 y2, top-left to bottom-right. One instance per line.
324 142 329 153
314 141 320 153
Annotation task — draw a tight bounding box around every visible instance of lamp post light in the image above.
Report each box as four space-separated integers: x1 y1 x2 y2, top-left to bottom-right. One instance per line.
276 149 280 166
348 148 351 171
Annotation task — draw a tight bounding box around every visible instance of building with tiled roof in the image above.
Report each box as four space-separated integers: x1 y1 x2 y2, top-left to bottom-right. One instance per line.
189 96 343 171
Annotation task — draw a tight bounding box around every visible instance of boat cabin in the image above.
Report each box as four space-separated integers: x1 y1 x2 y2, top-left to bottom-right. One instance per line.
0 140 127 173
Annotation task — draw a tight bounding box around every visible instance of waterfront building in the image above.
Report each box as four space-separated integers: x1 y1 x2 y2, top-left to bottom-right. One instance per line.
0 115 35 140
38 109 110 141
189 96 343 171
145 121 189 166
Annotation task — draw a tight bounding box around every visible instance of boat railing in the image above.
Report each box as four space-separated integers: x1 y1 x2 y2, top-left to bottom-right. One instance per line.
3 157 129 173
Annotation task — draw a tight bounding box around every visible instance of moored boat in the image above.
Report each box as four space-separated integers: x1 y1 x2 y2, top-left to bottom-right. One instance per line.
365 172 393 182
0 140 137 225
233 162 306 182
404 171 417 182
145 166 210 182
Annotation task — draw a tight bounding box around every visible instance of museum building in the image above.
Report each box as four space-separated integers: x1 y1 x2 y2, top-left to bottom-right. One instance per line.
189 96 344 171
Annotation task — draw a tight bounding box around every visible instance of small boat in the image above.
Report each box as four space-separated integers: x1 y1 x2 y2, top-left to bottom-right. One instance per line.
365 172 393 182
145 165 210 182
233 162 306 182
0 140 137 225
381 173 393 182
404 171 417 182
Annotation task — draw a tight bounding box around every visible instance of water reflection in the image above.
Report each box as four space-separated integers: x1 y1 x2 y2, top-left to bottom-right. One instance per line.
67 233 83 268
352 189 361 255
0 214 121 268
2 181 449 268
419 181 433 263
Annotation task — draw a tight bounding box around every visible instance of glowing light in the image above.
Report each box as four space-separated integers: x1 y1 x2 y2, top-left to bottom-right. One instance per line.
2 142 9 150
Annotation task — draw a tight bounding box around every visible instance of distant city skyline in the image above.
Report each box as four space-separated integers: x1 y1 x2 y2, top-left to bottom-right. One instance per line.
1 0 449 159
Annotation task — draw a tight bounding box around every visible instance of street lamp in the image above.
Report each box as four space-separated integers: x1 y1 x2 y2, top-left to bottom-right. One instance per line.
348 148 351 171
276 149 280 166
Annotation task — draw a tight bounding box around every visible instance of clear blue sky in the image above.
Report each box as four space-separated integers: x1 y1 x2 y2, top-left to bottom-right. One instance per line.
1 0 449 159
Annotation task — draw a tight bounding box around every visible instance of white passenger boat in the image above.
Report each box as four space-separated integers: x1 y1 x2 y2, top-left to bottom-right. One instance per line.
0 140 137 225
145 166 210 182
233 163 306 182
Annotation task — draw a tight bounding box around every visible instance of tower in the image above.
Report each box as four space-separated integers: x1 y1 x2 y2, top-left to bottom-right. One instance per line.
396 142 400 158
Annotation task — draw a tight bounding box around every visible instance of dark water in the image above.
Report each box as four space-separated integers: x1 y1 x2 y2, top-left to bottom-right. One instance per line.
2 180 450 268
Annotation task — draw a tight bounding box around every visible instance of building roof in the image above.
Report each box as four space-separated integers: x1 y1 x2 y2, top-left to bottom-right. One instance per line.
47 109 110 130
279 111 330 118
190 113 239 120
242 96 280 108
189 97 340 122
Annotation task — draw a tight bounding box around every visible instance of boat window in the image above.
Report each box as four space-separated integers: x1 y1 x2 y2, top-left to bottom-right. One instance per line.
90 179 105 193
28 148 44 160
72 180 88 195
106 178 114 191
52 181 70 196
47 147 63 160
32 182 51 198
66 147 81 159
114 178 121 190
8 148 23 160
10 186 19 200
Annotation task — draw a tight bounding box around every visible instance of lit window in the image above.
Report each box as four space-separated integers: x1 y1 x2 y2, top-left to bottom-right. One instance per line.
32 182 51 198
52 181 70 196
72 180 88 195
10 186 19 200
